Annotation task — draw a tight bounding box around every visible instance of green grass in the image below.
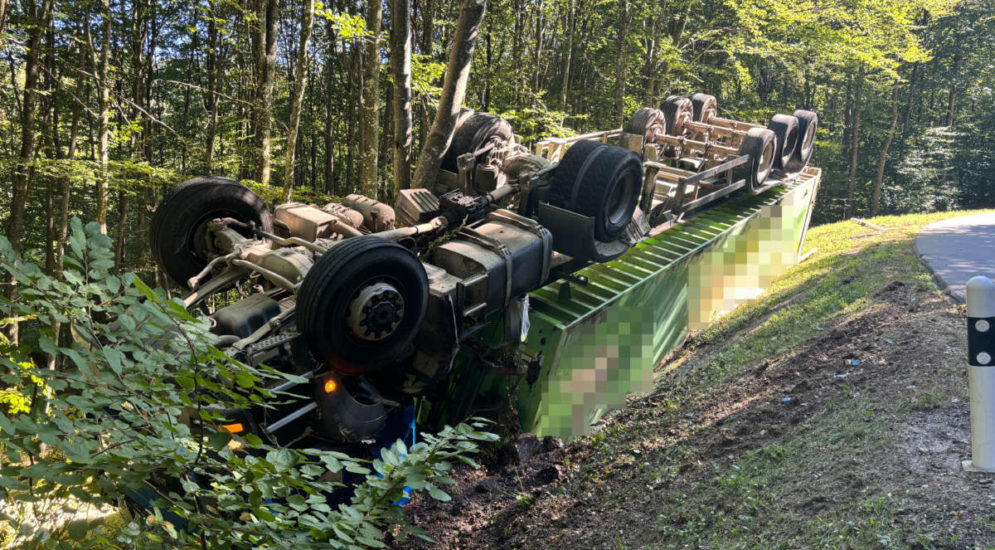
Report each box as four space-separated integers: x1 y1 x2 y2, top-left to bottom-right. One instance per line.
572 210 990 550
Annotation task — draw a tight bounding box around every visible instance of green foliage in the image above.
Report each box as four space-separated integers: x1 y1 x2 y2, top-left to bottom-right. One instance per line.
0 219 498 549
412 54 447 102
241 179 336 207
499 107 574 144
3 0 995 270
893 126 959 212
316 7 368 41
728 0 952 75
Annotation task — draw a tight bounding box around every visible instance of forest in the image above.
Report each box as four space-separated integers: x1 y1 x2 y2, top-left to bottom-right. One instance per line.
2 0 995 547
0 0 992 276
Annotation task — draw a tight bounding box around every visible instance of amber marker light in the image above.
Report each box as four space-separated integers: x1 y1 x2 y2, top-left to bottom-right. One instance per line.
222 423 244 434
323 378 338 394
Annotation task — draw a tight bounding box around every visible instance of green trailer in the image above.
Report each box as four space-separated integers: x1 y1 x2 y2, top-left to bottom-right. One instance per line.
469 167 821 439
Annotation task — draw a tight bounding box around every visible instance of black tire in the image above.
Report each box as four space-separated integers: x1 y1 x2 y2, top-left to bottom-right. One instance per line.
691 93 718 122
297 236 429 375
767 114 799 169
624 107 666 144
149 177 271 287
660 96 693 136
549 140 643 241
736 128 776 193
784 109 818 172
440 110 514 173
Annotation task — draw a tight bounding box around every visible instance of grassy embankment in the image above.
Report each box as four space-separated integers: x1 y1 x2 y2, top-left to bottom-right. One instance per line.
479 210 995 549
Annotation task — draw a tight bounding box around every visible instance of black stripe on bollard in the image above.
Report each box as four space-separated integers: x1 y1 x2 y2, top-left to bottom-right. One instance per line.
968 316 995 366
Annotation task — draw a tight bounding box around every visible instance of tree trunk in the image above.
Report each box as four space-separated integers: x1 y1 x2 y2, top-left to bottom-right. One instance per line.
3 0 53 344
282 0 315 201
900 62 921 140
42 115 56 275
324 19 337 194
560 0 575 110
420 0 433 55
345 39 358 191
412 0 487 191
359 0 383 198
143 3 158 165
419 94 430 162
130 0 147 160
672 1 691 45
614 0 629 123
0 0 8 37
42 18 59 274
6 0 54 254
512 0 523 103
644 14 658 103
871 80 899 217
946 50 960 127
203 1 224 173
237 39 252 180
57 40 86 273
532 0 545 93
253 0 280 186
391 0 413 196
96 0 112 235
846 65 864 206
114 192 130 266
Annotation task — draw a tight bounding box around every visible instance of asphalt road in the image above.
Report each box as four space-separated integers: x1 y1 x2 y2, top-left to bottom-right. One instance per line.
917 213 995 302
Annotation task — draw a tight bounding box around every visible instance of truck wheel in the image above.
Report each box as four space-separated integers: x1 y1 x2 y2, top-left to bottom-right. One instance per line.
149 177 271 287
625 107 666 145
550 140 643 241
784 109 818 172
440 110 514 173
297 236 429 376
661 96 693 136
691 93 718 122
736 128 776 194
767 114 799 169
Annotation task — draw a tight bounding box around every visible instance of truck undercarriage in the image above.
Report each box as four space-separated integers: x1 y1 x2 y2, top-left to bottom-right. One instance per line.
148 94 819 453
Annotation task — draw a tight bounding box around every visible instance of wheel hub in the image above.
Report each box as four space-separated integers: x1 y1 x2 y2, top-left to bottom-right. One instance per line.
347 281 405 341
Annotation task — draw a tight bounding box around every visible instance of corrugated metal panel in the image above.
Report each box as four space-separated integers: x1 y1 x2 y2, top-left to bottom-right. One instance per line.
528 171 818 328
512 168 822 439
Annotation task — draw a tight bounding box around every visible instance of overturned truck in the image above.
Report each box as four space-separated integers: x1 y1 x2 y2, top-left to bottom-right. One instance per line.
149 94 820 451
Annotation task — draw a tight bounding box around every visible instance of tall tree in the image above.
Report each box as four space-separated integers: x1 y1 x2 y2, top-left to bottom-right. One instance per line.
359 0 383 198
282 0 315 201
412 0 487 190
846 66 864 207
946 49 960 127
390 0 413 196
95 0 112 235
41 16 59 274
5 0 53 252
253 0 280 186
3 0 53 344
613 0 628 122
0 0 8 37
323 17 337 194
419 0 433 55
871 80 900 216
203 0 227 174
560 0 575 110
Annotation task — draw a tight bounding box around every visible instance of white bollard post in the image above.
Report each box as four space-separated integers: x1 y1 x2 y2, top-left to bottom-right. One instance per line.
964 276 995 473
